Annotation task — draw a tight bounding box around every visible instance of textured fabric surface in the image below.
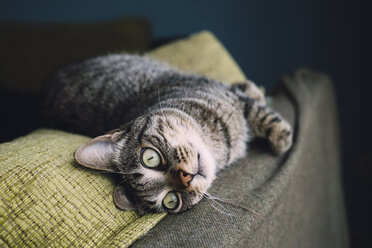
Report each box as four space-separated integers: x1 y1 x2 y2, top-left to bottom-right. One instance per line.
0 130 166 247
0 19 150 93
0 31 248 247
133 69 349 248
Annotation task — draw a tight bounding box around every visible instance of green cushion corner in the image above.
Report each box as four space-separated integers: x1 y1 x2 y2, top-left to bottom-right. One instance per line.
148 30 247 84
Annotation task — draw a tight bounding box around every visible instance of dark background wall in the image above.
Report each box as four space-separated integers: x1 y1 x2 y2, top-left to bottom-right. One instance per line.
0 0 370 247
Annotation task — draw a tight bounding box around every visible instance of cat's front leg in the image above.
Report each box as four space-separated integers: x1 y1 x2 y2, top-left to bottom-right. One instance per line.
245 100 293 154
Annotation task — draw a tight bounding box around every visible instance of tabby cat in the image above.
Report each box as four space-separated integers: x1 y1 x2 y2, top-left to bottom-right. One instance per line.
42 54 292 215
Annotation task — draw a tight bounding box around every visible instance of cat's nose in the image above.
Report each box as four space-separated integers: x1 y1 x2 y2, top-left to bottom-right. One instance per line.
178 170 194 187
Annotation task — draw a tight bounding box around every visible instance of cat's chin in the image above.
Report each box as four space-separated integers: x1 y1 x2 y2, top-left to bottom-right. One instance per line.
197 146 216 179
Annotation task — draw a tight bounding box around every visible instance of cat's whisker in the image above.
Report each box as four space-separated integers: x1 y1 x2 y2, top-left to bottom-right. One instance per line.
89 170 137 176
202 192 233 216
210 202 233 216
203 192 265 221
157 86 167 120
180 81 192 112
113 171 138 175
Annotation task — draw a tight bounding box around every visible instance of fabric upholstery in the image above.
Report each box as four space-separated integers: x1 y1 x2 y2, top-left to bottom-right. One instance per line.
133 69 350 247
0 31 250 247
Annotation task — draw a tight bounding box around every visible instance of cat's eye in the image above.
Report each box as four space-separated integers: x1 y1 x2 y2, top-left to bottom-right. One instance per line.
141 148 161 168
162 191 180 211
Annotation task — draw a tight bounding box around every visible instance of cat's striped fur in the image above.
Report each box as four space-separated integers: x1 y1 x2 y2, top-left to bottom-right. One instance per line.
42 54 292 215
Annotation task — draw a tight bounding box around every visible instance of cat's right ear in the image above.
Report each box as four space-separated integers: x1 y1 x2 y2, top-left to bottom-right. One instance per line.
75 131 123 172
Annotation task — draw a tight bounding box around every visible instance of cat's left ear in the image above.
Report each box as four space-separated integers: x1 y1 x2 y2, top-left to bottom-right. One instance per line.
75 131 123 172
114 185 135 211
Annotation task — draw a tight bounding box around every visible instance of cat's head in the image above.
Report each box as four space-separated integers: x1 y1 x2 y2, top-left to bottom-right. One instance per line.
75 109 216 215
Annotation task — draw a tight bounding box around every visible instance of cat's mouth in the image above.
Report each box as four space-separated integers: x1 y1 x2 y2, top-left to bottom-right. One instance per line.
177 154 206 189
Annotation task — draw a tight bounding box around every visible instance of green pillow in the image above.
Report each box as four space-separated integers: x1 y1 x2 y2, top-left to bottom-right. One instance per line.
0 31 246 247
148 30 246 84
0 129 166 247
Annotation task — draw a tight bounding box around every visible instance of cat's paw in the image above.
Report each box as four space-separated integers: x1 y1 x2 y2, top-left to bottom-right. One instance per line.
268 120 293 154
232 80 266 105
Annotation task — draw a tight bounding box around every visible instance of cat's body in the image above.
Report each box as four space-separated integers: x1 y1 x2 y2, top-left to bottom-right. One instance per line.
42 54 292 215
